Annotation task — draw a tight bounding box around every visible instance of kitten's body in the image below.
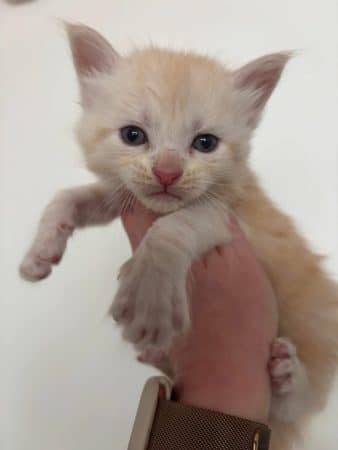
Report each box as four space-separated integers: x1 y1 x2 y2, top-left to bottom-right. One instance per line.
236 171 338 448
20 24 338 450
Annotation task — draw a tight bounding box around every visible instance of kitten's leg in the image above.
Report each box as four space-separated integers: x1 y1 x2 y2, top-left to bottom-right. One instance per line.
269 337 310 422
20 183 120 281
110 203 231 350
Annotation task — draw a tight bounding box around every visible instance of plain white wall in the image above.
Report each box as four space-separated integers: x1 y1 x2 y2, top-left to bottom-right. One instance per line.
1 1 338 449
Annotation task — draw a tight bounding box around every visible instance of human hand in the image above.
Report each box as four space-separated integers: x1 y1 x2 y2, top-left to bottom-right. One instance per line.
121 202 278 423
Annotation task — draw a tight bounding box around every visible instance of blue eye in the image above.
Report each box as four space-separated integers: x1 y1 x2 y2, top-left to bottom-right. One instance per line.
120 126 147 146
192 134 219 153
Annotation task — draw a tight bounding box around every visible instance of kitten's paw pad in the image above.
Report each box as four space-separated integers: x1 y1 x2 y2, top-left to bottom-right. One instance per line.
19 224 73 281
111 257 189 350
269 337 297 395
138 349 173 377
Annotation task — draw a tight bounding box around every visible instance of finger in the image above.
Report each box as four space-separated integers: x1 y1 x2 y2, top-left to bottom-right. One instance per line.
121 199 153 223
121 201 158 251
190 259 205 277
229 216 250 243
191 246 223 279
202 247 224 271
216 217 258 272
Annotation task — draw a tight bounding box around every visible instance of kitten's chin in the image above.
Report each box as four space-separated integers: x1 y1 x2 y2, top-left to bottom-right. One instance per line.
140 195 185 214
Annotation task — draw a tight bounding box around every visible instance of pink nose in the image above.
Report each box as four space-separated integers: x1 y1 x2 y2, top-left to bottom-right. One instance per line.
153 168 182 187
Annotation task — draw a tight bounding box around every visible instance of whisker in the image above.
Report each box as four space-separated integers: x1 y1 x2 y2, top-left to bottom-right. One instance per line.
119 190 130 216
83 182 124 224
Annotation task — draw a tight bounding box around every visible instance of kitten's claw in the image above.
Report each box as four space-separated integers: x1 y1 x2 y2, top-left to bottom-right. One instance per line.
110 256 190 351
19 224 73 281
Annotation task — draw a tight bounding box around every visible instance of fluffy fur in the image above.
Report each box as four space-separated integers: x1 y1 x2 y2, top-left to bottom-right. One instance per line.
19 24 338 450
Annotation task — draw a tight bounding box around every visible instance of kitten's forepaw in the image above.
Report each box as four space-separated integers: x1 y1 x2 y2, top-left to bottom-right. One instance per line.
19 224 73 281
20 255 53 281
269 337 298 395
110 256 190 351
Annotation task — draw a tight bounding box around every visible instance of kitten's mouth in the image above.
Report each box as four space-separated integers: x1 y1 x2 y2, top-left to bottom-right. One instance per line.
149 189 181 201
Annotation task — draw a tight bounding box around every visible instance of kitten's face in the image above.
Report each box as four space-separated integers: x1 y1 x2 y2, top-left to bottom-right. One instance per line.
69 25 288 213
78 51 249 214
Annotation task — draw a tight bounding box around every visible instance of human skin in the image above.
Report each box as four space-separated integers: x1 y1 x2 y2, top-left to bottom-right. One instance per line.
122 203 278 424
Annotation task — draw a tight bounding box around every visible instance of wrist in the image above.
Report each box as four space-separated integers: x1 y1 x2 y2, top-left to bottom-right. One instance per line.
174 365 271 424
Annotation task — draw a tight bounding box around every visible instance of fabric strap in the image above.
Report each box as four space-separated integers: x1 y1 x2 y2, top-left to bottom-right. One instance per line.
147 398 270 450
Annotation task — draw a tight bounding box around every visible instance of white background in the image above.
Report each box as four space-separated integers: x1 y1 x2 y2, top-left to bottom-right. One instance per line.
1 1 338 449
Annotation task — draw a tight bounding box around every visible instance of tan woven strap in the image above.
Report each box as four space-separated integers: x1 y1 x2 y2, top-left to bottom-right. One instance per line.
147 398 270 450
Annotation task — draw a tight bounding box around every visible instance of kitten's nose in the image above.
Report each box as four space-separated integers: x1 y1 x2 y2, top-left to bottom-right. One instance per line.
153 168 182 187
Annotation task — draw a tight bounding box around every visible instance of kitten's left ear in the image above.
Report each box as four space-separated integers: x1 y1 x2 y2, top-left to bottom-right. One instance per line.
65 23 121 106
233 52 292 127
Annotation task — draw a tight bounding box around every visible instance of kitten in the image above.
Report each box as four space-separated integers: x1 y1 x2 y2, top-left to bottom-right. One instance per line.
19 24 338 450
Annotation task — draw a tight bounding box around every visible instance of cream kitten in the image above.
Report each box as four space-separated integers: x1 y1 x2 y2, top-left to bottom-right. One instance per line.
19 24 338 450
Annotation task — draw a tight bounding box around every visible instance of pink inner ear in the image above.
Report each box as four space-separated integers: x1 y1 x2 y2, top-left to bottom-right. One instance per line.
67 24 119 76
243 68 281 109
234 52 290 118
73 39 102 74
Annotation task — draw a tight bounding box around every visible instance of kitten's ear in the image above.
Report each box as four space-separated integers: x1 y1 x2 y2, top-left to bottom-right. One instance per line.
233 52 291 127
65 23 121 106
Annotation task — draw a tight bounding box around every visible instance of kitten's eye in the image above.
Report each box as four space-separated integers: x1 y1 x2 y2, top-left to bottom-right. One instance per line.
192 134 219 153
120 126 147 146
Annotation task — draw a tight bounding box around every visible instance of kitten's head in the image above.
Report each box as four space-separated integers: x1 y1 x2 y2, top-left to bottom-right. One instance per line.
67 24 290 214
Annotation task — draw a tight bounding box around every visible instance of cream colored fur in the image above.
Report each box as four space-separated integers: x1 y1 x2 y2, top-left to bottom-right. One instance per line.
19 24 338 450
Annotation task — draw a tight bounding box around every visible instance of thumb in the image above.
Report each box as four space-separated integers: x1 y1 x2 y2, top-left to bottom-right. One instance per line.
121 201 158 251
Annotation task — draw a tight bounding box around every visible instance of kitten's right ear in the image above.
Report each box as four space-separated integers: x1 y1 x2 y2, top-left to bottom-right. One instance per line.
65 23 121 106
